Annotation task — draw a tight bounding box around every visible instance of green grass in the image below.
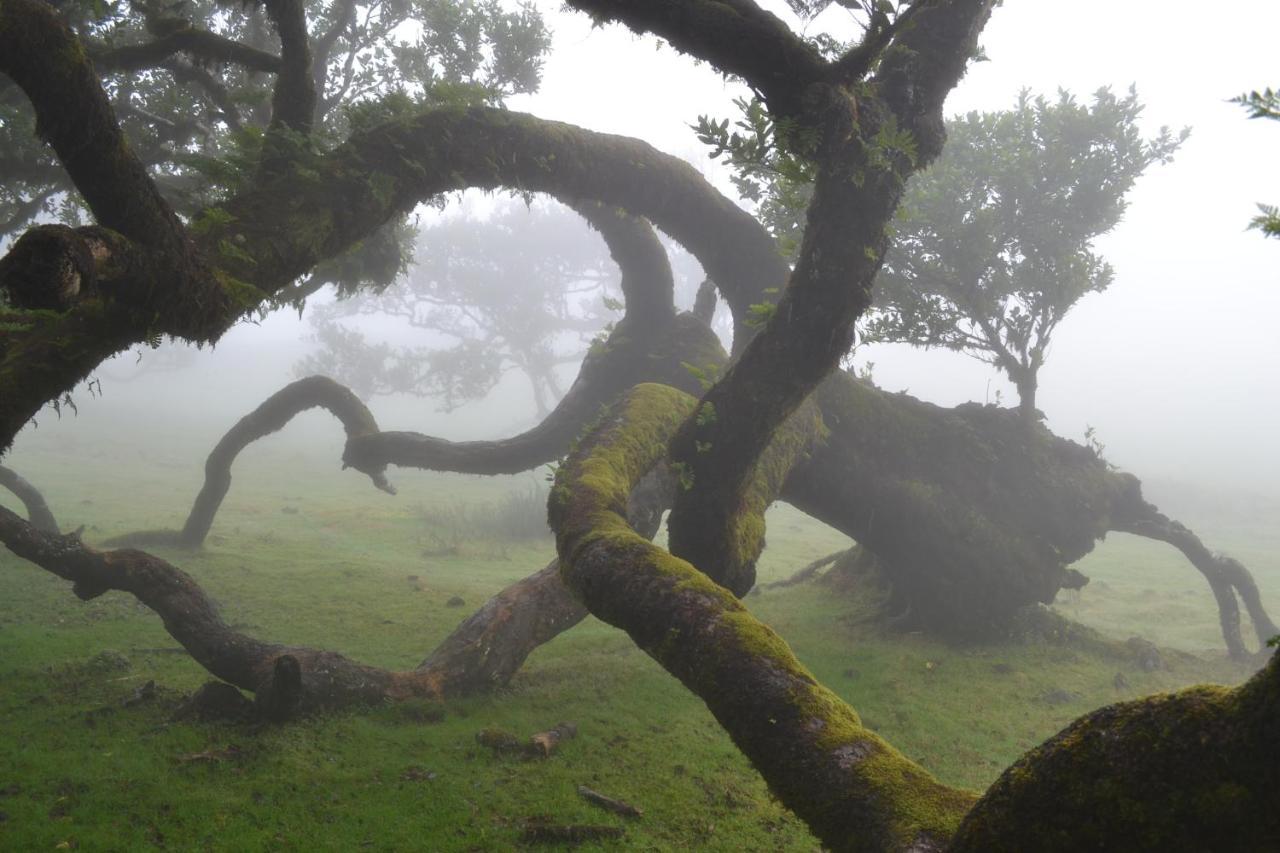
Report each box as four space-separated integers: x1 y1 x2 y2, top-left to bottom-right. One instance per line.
1 433 1274 850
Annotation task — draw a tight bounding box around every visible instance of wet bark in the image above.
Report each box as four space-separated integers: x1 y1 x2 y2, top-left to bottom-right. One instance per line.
1 102 779 454
550 384 979 853
4 1 1277 848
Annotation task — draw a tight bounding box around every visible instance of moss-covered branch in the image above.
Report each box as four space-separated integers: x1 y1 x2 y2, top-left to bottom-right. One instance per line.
951 652 1280 851
1 105 781 453
665 0 995 600
550 384 978 852
553 381 1280 850
563 0 825 119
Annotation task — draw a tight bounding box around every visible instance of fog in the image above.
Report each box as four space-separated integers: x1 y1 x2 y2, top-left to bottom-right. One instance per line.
3 2 1279 848
8 1 1276 511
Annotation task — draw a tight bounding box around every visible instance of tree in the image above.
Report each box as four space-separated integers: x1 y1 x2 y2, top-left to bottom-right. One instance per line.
1232 85 1280 237
0 0 550 265
700 86 1187 419
297 200 675 415
1 0 1277 850
864 88 1186 418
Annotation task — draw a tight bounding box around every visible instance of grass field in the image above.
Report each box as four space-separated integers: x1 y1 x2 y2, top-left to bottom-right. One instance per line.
1 421 1275 851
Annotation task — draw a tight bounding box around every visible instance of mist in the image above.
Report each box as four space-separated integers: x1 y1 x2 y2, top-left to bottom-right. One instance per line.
2 0 1278 849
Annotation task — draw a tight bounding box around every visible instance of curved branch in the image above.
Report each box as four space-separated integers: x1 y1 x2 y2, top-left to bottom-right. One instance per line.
0 504 440 710
1113 503 1278 658
0 465 59 533
344 312 726 476
571 200 676 328
108 375 390 549
185 375 389 545
0 423 674 712
420 467 672 694
552 382 1280 851
665 0 995 605
563 0 825 118
1 106 782 452
215 106 785 341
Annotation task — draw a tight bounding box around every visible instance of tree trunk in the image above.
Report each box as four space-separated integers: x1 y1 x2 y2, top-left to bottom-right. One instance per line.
1014 372 1038 422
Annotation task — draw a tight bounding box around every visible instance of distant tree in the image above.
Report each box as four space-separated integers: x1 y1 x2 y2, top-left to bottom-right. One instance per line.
1232 86 1280 238
700 87 1186 420
296 202 621 415
863 88 1186 418
296 200 715 417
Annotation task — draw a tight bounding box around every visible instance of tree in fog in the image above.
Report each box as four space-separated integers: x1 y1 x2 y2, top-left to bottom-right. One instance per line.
297 200 718 415
2 0 1278 849
297 202 625 415
703 87 1186 419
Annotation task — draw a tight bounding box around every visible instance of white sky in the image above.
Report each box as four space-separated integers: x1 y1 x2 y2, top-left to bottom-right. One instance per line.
507 0 1280 494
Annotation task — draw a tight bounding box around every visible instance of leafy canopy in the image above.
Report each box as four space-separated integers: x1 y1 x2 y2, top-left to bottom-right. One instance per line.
863 88 1187 404
699 86 1187 413
0 0 550 240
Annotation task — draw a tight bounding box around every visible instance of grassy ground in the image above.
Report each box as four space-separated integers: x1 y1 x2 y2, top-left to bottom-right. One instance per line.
1 428 1275 851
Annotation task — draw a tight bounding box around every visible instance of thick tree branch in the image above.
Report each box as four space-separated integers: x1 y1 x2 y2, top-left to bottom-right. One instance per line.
550 384 977 852
262 0 316 136
0 107 777 453
1113 501 1278 657
90 29 283 75
563 0 825 118
667 0 995 611
950 652 1280 851
0 0 187 252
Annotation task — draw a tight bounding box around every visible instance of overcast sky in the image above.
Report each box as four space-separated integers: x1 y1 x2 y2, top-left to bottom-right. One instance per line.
508 0 1280 493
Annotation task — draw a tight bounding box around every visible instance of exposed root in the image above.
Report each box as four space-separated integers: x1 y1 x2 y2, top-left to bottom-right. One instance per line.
1114 504 1277 658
